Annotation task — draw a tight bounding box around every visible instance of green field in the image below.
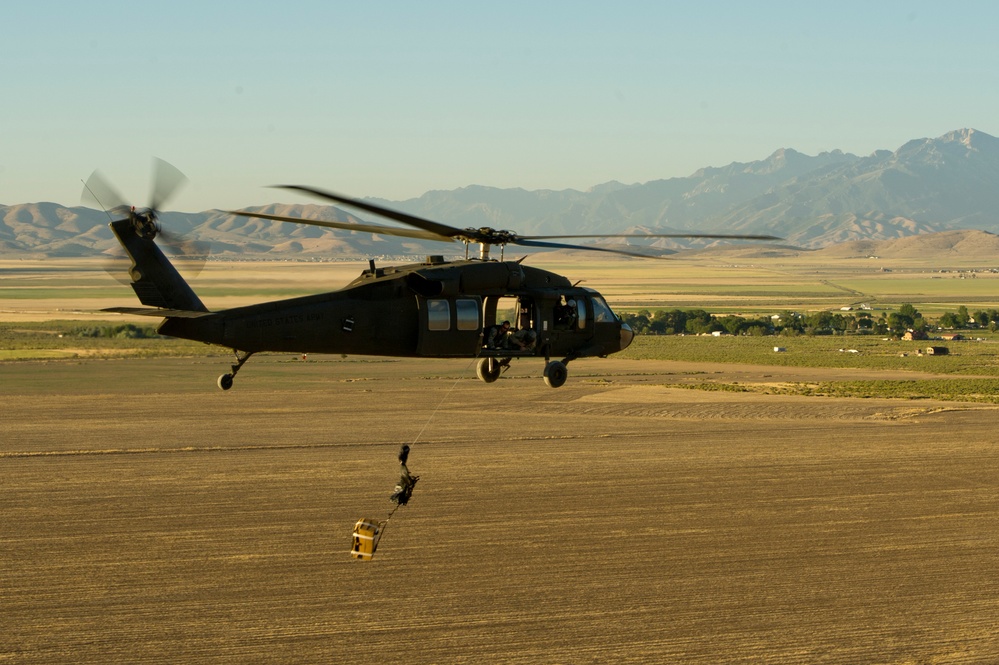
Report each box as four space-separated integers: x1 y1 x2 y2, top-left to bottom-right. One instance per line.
538 257 999 315
4 256 999 402
622 334 999 375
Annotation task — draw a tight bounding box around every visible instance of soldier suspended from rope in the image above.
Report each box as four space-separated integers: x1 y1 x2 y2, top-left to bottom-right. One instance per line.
352 444 421 560
390 444 419 507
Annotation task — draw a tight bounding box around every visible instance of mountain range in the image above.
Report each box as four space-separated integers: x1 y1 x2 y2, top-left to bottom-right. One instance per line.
2 128 998 259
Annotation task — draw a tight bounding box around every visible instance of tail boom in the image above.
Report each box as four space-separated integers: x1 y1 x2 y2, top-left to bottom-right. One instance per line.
110 218 207 312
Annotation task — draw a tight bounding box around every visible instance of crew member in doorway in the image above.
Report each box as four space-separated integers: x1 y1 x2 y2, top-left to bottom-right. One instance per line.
506 327 538 351
554 298 577 329
484 320 511 349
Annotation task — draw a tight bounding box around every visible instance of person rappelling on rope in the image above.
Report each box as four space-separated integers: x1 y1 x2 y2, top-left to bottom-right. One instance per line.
390 444 419 508
351 444 421 559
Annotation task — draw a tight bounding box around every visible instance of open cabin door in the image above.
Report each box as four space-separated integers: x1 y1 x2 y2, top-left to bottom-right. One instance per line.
416 295 482 356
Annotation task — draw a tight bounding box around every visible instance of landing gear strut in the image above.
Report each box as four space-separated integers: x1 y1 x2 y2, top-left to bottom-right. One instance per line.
218 350 254 391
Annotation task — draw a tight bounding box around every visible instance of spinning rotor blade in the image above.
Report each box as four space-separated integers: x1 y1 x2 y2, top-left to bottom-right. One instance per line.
273 185 465 240
82 171 133 282
227 210 454 243
158 227 211 278
101 247 133 285
522 232 784 241
149 157 188 212
99 229 209 284
82 170 130 216
82 158 207 281
266 183 783 259
513 238 672 259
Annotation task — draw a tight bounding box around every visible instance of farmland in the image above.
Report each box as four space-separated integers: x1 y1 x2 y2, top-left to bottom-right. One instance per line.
3 255 999 662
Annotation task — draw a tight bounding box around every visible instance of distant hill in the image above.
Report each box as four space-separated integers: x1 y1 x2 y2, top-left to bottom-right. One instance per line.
810 228 999 260
677 228 999 262
3 128 999 259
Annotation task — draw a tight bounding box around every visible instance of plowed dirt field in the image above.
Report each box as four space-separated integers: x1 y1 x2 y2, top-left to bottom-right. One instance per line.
3 356 998 663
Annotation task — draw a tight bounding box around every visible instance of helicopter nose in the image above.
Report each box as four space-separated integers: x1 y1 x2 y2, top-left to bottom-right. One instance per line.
619 322 634 351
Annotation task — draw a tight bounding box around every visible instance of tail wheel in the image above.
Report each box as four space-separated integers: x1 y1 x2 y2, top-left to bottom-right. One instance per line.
476 357 502 383
217 373 234 391
543 360 568 388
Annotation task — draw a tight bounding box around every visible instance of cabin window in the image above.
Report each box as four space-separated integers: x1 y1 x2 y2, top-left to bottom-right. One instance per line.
456 299 480 331
590 295 615 323
427 299 450 331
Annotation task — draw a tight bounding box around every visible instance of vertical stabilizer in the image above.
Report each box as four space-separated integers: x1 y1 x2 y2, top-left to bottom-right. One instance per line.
110 218 207 312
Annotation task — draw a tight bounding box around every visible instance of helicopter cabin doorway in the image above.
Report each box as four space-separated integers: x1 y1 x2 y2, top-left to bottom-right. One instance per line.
481 295 538 356
416 296 482 356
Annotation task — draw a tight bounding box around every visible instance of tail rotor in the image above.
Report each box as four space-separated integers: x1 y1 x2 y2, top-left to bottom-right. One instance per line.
82 158 209 281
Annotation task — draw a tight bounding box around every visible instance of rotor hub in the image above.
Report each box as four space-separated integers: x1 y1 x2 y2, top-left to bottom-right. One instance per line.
131 208 160 240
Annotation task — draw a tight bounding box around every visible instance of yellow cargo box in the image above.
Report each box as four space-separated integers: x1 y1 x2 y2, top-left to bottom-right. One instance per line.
351 518 386 560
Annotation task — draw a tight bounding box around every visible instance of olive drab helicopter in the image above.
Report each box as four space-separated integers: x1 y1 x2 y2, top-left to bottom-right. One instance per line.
89 160 780 389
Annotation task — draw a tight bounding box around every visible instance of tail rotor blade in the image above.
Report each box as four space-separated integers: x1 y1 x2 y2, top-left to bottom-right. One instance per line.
82 170 130 215
149 157 188 212
85 158 208 282
159 227 211 278
102 247 134 285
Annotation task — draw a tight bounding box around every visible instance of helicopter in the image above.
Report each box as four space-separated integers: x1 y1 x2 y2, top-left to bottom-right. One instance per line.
91 160 780 389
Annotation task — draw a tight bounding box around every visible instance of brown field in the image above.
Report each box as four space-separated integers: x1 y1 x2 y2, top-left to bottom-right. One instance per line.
3 354 999 663
6 253 999 324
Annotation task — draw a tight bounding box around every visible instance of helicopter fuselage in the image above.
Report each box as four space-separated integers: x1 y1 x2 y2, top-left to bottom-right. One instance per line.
159 256 633 362
96 164 772 389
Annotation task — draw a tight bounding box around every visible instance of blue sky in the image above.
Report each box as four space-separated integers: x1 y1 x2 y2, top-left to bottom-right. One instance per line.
2 1 997 211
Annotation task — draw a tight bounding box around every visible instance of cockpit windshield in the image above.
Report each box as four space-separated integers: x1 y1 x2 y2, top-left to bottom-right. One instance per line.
588 293 616 323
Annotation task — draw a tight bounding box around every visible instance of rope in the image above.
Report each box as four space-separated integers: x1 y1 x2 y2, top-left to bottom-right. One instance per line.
384 355 480 522
409 354 480 446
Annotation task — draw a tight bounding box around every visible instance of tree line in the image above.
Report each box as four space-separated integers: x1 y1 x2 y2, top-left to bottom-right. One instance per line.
619 305 999 337
70 323 161 339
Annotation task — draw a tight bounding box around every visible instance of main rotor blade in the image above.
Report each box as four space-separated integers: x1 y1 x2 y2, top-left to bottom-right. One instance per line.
521 232 784 241
227 210 455 243
273 185 464 239
149 157 188 212
513 238 671 260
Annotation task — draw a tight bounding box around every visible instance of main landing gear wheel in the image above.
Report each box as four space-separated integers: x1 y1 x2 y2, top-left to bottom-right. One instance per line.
543 360 568 388
476 357 502 383
217 373 234 390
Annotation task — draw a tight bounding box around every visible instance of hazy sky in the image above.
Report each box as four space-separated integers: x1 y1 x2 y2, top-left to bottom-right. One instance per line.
2 1 997 211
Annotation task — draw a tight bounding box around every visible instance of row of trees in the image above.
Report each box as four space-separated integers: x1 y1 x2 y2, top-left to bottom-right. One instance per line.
70 323 160 339
620 305 999 337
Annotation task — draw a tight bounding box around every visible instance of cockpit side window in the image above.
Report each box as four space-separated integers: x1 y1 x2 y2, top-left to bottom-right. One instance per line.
590 295 615 323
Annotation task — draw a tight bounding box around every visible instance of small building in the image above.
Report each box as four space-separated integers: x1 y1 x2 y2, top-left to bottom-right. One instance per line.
902 330 928 341
941 333 964 341
926 346 949 355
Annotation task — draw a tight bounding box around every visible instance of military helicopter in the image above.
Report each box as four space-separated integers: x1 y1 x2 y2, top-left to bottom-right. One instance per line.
91 161 780 389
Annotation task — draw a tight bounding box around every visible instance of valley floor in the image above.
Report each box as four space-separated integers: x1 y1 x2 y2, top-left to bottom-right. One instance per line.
3 356 998 663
